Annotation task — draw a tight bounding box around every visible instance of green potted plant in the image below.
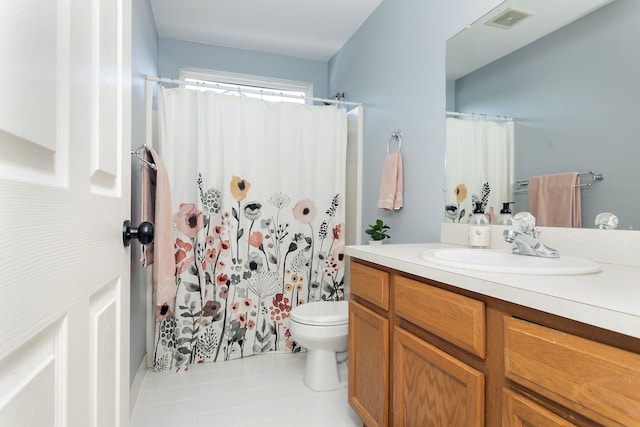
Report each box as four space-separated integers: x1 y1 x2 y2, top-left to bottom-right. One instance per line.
366 219 391 244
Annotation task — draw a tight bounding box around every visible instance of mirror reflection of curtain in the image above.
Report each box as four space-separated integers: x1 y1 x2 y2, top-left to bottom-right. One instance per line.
445 118 514 223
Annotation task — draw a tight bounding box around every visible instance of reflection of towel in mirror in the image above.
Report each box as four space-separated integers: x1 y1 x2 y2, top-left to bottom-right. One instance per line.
377 152 403 211
528 172 581 228
141 147 176 310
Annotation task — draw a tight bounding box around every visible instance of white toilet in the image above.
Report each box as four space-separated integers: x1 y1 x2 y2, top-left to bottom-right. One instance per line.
289 300 349 391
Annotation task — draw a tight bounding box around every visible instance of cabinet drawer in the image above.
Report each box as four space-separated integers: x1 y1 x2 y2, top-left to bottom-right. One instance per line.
395 276 486 358
502 389 577 426
350 261 389 310
504 316 640 426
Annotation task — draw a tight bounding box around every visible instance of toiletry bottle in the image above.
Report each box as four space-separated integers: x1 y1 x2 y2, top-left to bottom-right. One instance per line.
497 202 514 225
469 202 491 248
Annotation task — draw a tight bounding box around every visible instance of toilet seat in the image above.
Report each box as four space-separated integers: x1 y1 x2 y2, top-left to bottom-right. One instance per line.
290 301 348 326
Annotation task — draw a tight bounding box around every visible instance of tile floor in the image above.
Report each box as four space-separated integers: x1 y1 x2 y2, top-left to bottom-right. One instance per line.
130 352 362 427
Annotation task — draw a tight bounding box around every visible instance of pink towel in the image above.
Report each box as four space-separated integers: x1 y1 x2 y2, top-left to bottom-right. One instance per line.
141 147 177 310
377 152 403 211
528 172 581 228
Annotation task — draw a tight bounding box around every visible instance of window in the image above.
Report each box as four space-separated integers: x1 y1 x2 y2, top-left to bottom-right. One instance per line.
179 69 313 104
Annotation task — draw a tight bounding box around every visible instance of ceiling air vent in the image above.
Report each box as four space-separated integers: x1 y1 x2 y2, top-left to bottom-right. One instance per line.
485 8 533 29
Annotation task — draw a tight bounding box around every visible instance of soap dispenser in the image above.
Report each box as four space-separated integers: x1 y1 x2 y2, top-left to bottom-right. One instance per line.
469 201 490 248
497 202 514 225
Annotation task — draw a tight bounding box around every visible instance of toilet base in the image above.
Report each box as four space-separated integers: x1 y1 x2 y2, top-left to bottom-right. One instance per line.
303 348 347 392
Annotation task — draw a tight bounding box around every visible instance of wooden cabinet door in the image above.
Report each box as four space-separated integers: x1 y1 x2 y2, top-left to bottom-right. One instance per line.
349 301 389 427
502 389 577 427
393 327 484 427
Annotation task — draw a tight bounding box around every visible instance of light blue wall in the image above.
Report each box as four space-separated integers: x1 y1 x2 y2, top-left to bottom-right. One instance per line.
328 0 502 243
131 0 158 385
158 38 329 98
454 0 639 230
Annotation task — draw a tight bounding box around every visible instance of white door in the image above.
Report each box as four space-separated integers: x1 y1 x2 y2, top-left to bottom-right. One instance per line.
0 0 131 426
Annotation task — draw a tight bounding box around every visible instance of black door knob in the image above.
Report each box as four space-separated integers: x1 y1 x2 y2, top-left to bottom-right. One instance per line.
122 220 154 247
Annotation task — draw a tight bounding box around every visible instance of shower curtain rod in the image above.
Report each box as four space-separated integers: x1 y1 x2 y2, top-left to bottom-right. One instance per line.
146 76 363 107
446 111 513 121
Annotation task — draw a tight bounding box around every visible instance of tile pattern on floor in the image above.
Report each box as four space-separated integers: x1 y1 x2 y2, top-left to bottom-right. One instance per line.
130 352 362 427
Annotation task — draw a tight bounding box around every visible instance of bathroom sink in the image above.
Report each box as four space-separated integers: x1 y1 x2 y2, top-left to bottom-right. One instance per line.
420 248 601 275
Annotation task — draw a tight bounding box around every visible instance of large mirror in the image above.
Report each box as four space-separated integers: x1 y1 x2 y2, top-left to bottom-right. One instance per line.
446 0 639 230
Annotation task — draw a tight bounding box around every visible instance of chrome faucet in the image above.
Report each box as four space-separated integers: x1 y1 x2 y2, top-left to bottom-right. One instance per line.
503 229 559 258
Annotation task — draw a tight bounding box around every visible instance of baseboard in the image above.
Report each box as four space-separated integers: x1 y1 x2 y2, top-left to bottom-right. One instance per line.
129 353 147 416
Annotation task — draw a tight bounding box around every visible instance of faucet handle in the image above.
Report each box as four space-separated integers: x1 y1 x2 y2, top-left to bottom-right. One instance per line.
512 212 537 237
595 212 618 229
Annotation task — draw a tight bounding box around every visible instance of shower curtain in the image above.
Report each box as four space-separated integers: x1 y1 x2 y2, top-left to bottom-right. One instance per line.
152 87 348 372
445 118 514 223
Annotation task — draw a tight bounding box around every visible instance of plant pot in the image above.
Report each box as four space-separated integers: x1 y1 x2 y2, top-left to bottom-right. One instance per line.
368 240 384 245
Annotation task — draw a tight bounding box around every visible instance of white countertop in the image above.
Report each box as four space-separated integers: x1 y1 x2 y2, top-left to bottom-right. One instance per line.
346 243 640 339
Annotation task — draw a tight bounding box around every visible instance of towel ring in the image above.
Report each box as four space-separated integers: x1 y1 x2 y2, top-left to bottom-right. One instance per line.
387 130 402 154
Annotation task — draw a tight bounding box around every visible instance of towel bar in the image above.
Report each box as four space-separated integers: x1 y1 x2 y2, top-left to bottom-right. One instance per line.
514 171 603 193
131 146 157 170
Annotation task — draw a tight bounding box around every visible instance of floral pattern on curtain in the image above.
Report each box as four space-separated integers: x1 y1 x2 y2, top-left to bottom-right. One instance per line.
153 87 347 372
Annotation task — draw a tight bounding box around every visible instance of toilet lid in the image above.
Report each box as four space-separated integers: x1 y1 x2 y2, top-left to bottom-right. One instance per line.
290 301 349 326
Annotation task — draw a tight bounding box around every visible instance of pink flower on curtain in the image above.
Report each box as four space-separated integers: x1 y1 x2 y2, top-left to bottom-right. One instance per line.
211 225 223 239
216 273 228 286
292 199 317 224
219 240 231 256
174 203 204 238
175 238 194 275
284 329 294 350
332 223 345 240
323 256 339 277
236 313 247 327
230 302 239 313
205 248 216 264
331 245 346 269
248 231 263 248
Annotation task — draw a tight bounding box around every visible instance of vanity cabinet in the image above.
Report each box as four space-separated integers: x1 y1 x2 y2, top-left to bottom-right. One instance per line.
348 262 390 427
347 258 640 427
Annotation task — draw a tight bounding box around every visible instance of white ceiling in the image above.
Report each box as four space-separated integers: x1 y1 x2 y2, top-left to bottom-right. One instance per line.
150 0 384 61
